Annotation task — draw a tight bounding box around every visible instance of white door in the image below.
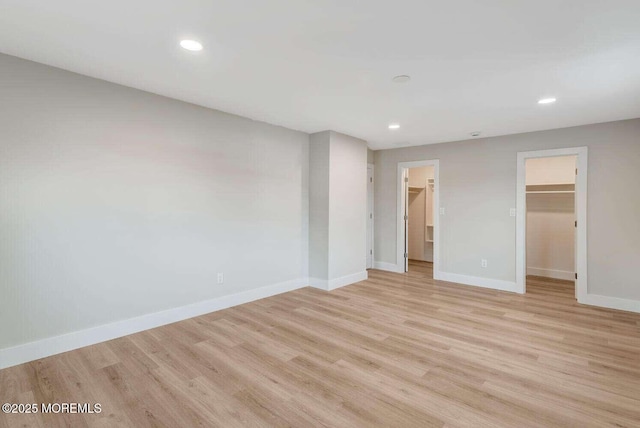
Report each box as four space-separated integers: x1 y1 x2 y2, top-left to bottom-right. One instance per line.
404 169 409 272
574 165 578 299
366 165 374 269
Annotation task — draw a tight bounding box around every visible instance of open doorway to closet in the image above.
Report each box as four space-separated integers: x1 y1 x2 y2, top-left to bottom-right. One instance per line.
397 160 440 280
407 166 435 278
516 147 588 301
525 155 577 297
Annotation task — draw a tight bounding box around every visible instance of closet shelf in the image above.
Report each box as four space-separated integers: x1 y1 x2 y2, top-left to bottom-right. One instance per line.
527 190 575 194
526 183 575 194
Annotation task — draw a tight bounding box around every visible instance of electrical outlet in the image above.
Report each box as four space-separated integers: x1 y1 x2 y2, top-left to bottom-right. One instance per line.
217 273 224 284
440 207 446 215
481 259 487 268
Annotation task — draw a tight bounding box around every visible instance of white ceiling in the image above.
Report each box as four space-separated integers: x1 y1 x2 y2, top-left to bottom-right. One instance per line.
1 0 640 149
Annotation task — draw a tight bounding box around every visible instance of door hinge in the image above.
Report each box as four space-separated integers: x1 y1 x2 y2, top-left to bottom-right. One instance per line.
404 177 409 183
370 249 373 255
575 168 578 175
370 177 373 183
404 215 408 221
370 213 373 219
575 273 578 279
575 220 577 227
404 253 408 258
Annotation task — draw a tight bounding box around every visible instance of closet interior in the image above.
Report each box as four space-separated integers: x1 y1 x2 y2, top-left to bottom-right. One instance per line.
407 166 435 276
525 155 577 285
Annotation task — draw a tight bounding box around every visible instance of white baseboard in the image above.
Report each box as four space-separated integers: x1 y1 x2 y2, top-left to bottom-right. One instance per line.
581 293 640 314
527 267 575 281
0 278 307 370
308 277 327 289
438 271 518 293
437 272 640 314
330 271 368 290
373 261 404 273
310 271 368 291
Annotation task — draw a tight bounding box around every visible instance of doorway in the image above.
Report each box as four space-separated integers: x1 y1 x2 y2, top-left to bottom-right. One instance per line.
516 147 588 301
525 155 577 297
397 160 440 279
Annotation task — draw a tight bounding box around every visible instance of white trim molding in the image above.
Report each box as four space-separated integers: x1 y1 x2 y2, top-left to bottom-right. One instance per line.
516 146 588 299
367 163 375 270
373 261 404 273
582 294 640 314
0 278 307 370
396 159 441 279
310 271 368 291
526 267 575 281
438 272 518 293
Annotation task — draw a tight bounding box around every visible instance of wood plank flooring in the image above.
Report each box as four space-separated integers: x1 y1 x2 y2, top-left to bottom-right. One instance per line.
407 259 434 278
1 268 640 427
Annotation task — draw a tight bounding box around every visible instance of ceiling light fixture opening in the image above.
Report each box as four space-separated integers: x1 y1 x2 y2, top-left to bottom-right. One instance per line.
388 123 401 130
180 40 203 51
538 97 557 104
470 131 481 137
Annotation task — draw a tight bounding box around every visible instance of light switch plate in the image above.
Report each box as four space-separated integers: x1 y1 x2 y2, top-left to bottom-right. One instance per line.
510 208 516 217
440 207 446 215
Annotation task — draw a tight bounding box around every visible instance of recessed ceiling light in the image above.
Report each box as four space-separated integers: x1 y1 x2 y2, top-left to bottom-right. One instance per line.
538 97 557 104
470 131 481 137
180 40 203 51
388 123 400 130
392 75 411 83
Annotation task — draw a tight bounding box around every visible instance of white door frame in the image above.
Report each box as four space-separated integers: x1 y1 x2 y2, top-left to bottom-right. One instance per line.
397 160 440 278
366 163 375 269
516 147 588 301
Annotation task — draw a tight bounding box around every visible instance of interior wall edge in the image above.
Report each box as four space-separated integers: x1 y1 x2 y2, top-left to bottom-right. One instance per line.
309 270 368 291
373 261 404 273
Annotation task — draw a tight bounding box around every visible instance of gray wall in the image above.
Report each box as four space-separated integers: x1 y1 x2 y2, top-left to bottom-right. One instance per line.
309 132 330 279
309 131 368 281
0 54 310 349
328 132 368 279
367 148 375 164
375 119 640 300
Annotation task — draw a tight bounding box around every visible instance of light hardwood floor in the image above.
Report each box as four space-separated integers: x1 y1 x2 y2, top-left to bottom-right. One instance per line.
1 267 640 427
407 259 434 278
